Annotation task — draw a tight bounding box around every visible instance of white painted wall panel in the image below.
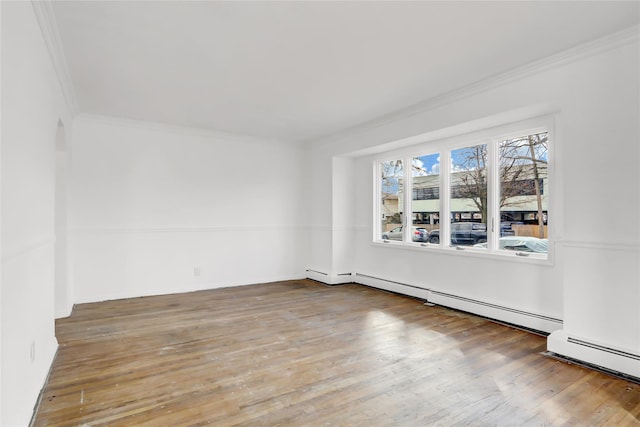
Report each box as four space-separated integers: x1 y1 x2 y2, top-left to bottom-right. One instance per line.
71 228 305 303
1 2 73 425
69 117 307 303
562 244 639 352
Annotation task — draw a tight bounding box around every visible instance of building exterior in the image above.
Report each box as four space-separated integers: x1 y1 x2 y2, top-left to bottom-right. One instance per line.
383 163 548 234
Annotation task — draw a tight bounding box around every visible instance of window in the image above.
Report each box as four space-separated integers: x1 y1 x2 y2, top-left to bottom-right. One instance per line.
498 132 548 254
450 144 488 248
374 119 551 260
411 153 440 243
379 160 404 242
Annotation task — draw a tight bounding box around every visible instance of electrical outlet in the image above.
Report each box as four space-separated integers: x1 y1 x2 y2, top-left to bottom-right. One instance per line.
30 340 36 363
194 267 201 277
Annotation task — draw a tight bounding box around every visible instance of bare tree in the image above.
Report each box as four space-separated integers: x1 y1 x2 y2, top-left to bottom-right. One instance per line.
500 133 548 237
381 160 403 194
452 145 489 222
453 133 548 237
381 159 428 224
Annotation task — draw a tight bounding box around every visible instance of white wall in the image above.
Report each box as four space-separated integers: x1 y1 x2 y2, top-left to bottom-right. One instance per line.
1 2 73 425
69 116 308 303
308 29 639 377
54 122 71 318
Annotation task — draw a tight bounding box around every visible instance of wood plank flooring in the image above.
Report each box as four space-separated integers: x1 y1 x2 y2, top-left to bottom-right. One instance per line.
33 280 639 426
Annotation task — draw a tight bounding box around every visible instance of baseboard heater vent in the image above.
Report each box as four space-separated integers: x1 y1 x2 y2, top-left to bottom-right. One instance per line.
429 290 563 325
544 352 640 385
305 269 353 286
567 337 640 361
354 273 430 300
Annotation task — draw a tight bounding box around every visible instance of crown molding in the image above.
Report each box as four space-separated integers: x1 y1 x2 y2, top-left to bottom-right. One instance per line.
307 24 640 148
31 0 78 115
74 113 299 148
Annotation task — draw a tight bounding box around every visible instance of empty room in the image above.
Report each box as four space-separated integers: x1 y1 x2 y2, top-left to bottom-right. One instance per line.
2 1 640 425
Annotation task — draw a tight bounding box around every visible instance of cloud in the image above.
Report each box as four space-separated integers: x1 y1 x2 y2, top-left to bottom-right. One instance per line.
430 155 441 174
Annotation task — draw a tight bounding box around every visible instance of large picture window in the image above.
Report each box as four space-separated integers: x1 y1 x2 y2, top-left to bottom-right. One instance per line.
375 119 551 260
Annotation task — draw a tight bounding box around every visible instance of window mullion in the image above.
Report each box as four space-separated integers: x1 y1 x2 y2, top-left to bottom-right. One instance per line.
487 140 499 252
374 161 382 241
441 150 451 247
403 155 412 243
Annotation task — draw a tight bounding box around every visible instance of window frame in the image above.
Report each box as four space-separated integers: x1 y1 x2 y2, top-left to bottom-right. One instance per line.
373 116 555 264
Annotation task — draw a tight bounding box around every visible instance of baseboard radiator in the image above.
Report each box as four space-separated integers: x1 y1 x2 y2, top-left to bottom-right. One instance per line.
354 273 431 300
568 337 640 362
308 270 561 334
548 330 640 379
427 289 563 334
305 269 353 286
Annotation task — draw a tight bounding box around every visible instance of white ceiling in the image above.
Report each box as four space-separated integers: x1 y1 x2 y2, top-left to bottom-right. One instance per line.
52 1 639 143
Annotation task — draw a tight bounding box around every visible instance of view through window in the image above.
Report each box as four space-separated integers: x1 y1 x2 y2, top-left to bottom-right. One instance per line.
380 160 404 242
376 125 550 259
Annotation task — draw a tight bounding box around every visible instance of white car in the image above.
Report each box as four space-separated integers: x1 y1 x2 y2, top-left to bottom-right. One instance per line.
382 226 429 242
474 236 548 253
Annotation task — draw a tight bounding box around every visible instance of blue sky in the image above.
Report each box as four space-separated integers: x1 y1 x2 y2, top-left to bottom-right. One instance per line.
414 153 440 175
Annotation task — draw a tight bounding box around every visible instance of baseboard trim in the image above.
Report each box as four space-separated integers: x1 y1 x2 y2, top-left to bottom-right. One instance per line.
29 344 60 427
73 275 306 305
305 269 354 286
428 289 562 333
543 351 640 385
548 330 640 379
567 337 640 361
353 273 430 300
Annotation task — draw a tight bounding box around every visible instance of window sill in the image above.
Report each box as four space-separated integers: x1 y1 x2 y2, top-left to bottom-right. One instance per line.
372 240 553 266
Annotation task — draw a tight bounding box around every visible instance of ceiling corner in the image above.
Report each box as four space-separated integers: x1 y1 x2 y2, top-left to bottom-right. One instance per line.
31 0 79 116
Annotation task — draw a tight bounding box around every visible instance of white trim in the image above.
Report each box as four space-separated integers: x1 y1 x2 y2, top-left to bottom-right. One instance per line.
371 115 554 162
31 0 78 115
559 240 639 252
373 161 383 242
55 303 73 320
308 25 640 148
307 225 333 232
1 235 56 264
370 240 552 265
428 289 563 333
372 116 554 263
306 269 354 285
73 275 306 305
354 273 431 300
548 330 640 379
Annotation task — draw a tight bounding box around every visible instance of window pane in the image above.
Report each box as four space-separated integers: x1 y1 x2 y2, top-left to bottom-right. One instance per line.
380 160 404 241
499 132 548 255
411 154 439 244
450 144 488 248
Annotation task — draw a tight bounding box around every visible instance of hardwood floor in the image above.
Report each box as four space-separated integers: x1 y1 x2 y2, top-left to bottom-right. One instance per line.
33 280 639 426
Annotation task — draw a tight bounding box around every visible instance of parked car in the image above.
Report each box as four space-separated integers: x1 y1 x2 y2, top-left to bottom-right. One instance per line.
474 236 548 253
427 222 487 245
500 222 517 237
382 226 429 242
427 222 521 244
